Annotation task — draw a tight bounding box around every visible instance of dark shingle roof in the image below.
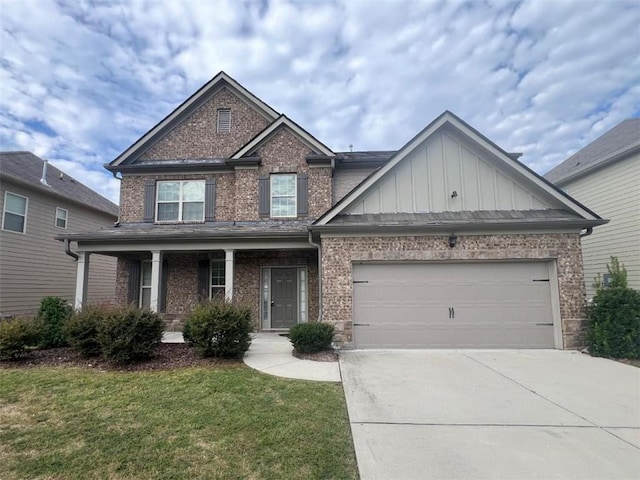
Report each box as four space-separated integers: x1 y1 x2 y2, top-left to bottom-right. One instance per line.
56 220 311 242
0 151 118 217
545 118 640 184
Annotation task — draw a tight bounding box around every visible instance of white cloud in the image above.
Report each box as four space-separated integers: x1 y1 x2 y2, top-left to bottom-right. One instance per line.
0 0 638 206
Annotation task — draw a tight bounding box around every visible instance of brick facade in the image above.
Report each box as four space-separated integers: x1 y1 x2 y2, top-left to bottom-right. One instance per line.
140 87 269 160
321 233 587 349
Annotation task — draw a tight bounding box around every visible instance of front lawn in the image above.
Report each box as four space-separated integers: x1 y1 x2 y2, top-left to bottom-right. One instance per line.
0 365 358 479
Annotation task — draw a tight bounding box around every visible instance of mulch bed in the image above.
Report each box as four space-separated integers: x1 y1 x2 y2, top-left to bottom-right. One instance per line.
0 343 339 371
0 344 240 372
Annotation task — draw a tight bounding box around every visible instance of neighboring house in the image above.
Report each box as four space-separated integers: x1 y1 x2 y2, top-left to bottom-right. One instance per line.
0 152 118 316
59 72 605 349
545 119 640 299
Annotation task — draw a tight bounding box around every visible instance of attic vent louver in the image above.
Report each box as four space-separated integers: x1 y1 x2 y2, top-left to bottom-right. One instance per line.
217 108 231 133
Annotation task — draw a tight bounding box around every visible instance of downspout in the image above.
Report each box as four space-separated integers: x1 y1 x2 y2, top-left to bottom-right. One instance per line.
308 230 322 322
64 238 79 261
580 227 593 238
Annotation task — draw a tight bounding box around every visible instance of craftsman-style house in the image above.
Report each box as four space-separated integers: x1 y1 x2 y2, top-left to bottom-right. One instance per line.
60 72 605 349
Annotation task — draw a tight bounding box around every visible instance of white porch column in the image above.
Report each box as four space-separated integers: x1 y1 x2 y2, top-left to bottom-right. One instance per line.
74 252 90 310
225 249 234 301
150 250 162 312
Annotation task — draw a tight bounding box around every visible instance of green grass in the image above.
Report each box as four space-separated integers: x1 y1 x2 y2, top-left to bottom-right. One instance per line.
0 365 358 479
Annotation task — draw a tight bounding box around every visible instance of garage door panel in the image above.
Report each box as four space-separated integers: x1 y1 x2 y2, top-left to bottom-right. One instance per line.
353 262 555 349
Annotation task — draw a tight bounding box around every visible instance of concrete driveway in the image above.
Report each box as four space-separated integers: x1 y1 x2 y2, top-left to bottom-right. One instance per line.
339 350 640 480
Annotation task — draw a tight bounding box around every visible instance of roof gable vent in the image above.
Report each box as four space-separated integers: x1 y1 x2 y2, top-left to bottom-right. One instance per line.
217 108 231 133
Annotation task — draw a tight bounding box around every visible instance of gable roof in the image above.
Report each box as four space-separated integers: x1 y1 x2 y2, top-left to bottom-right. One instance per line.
544 118 640 185
231 114 334 158
108 71 280 168
314 111 603 227
0 151 118 217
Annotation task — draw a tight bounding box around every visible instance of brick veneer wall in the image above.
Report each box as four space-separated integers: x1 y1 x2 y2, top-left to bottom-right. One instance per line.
139 87 270 160
119 173 236 223
321 233 587 349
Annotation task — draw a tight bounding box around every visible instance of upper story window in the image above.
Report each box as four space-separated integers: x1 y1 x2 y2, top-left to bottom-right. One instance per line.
2 191 28 233
217 108 231 133
270 174 297 217
55 207 68 229
156 180 205 222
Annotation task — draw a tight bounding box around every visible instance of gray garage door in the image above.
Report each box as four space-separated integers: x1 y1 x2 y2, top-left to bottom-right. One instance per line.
352 262 555 349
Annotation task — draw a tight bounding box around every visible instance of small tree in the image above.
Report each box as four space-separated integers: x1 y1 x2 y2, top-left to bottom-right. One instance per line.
587 257 640 359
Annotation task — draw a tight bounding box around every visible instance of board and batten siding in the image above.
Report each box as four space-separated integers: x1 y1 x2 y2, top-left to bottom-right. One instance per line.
345 129 564 214
561 152 640 298
0 180 118 316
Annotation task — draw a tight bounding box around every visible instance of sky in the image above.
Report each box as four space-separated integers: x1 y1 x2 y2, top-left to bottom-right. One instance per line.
1 0 639 205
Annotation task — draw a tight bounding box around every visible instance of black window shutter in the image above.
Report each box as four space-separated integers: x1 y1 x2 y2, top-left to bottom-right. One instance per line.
143 179 156 223
258 174 270 218
197 259 210 301
159 260 169 313
205 177 216 222
297 173 308 216
127 261 141 305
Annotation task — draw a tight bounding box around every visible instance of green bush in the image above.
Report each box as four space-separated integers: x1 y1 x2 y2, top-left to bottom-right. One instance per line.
587 257 640 359
64 304 105 357
0 317 40 359
97 306 165 364
289 323 334 353
36 296 72 349
183 301 252 358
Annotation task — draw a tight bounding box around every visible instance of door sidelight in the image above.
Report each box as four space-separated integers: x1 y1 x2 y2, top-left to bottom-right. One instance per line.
449 307 455 319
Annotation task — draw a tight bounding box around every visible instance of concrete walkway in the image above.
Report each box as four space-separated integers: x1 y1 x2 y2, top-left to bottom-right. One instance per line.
243 332 341 382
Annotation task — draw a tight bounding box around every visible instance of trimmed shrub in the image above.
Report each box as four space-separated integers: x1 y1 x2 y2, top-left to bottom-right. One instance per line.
36 296 72 349
587 257 640 359
289 323 334 354
97 306 165 364
65 304 105 357
0 317 40 359
183 301 252 358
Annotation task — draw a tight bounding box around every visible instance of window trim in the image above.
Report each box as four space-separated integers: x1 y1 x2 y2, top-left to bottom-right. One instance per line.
155 180 205 223
210 258 226 299
270 173 297 218
140 260 152 309
55 207 68 229
2 191 28 234
217 108 231 133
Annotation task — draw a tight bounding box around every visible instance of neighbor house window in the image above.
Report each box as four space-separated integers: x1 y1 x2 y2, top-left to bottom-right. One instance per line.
156 180 205 222
210 258 225 299
55 207 68 229
2 191 28 233
270 174 296 217
140 261 152 309
217 108 231 133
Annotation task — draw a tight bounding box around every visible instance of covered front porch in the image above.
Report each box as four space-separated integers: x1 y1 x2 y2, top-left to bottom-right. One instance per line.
63 223 319 331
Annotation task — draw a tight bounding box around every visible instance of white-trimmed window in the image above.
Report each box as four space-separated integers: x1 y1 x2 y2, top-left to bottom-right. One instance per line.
55 207 68 229
156 180 205 222
217 108 231 133
210 258 225 299
140 261 152 309
2 191 28 233
270 174 297 217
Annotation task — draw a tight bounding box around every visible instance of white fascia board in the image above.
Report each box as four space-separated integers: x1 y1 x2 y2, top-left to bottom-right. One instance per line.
110 72 279 167
75 238 314 253
232 116 334 159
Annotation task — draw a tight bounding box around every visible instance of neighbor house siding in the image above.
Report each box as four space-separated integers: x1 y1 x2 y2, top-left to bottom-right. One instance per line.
561 153 640 297
321 233 586 349
0 180 117 316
